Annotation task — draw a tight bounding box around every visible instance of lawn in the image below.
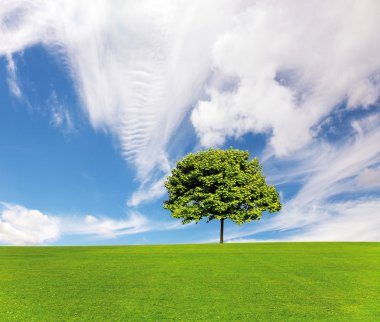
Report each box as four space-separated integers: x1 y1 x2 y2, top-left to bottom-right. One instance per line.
0 243 379 321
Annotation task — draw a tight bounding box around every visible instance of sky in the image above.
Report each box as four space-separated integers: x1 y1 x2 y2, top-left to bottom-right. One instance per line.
1 0 380 246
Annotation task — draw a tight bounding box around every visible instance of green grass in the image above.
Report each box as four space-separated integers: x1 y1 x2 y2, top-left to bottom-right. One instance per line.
0 243 379 321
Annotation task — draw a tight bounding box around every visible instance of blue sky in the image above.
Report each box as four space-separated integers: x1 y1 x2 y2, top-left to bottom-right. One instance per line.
1 0 380 245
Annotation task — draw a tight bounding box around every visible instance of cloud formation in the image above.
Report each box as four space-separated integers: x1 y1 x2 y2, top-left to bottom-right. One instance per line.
287 199 380 241
0 0 240 180
0 201 185 245
358 166 380 188
192 0 380 156
0 203 60 245
1 0 380 207
63 213 150 239
47 91 75 134
223 114 380 242
1 0 380 242
5 54 21 98
128 176 167 207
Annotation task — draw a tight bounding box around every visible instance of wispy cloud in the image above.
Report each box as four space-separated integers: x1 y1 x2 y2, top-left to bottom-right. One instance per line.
0 0 241 180
5 54 21 98
1 1 380 238
287 199 380 241
63 212 184 240
1 1 380 159
357 166 380 188
62 212 151 239
223 114 380 242
0 1 245 205
47 91 75 135
2 1 380 192
127 176 167 207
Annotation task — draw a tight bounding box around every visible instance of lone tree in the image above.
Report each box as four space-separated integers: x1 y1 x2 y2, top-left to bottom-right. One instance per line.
163 148 281 243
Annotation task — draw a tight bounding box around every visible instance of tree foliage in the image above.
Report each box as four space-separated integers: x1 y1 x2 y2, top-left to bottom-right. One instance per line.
163 148 281 227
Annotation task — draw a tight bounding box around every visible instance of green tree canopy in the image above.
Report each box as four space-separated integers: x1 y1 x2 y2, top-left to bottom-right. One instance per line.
163 148 281 243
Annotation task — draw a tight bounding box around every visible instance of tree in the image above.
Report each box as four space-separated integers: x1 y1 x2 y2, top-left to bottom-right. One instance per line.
163 148 281 243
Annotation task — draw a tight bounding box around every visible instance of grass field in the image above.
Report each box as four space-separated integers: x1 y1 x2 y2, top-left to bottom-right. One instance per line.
0 243 379 321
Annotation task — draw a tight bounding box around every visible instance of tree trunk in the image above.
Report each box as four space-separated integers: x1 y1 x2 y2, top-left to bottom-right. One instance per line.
220 218 224 244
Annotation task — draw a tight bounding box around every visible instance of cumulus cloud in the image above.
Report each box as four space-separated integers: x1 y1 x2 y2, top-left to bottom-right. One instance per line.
192 0 380 156
0 203 60 245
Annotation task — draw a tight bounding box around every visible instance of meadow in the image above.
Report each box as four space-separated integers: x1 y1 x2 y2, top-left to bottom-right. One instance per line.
0 243 379 321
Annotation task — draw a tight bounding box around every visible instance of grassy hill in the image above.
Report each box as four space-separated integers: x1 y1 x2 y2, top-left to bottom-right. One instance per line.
0 243 379 321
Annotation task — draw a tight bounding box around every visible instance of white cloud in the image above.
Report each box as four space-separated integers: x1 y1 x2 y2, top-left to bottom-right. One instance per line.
192 0 380 156
128 176 167 207
357 166 380 188
0 202 186 244
286 116 380 206
2 0 380 205
47 91 75 134
5 54 21 98
1 0 380 222
224 199 380 242
224 198 380 243
287 199 380 241
222 115 380 242
0 0 243 182
0 203 60 245
62 210 186 240
63 212 150 238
